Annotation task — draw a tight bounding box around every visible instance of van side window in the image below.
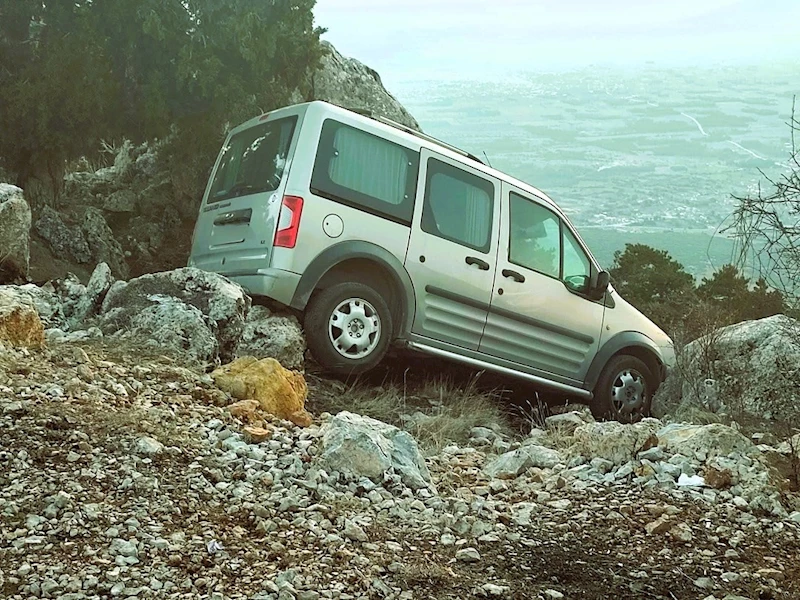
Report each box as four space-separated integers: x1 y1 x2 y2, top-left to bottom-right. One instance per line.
509 192 560 278
421 158 494 253
562 226 591 293
311 119 419 224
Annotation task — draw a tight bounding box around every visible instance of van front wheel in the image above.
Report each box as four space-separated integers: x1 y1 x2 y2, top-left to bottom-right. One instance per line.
304 282 392 375
591 355 653 423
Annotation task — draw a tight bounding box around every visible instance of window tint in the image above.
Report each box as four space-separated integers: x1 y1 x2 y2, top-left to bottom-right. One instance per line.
509 192 560 278
208 116 297 204
311 119 419 224
421 158 494 252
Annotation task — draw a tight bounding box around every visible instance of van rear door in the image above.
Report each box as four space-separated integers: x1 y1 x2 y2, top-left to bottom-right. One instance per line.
189 113 300 274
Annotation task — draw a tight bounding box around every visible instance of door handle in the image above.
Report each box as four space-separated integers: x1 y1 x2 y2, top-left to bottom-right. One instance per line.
465 256 490 271
502 269 525 283
214 208 252 226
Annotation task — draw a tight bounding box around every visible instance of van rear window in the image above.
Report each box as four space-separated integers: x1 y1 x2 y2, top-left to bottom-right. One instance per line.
208 116 297 204
311 119 419 224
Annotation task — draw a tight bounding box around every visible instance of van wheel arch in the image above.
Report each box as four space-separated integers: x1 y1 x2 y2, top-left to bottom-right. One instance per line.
291 242 415 340
309 258 407 339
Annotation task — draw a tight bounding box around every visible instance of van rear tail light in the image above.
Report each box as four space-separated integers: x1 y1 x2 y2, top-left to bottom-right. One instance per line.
274 195 304 248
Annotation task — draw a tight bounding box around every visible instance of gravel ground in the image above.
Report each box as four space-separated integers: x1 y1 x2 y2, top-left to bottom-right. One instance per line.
2 341 799 600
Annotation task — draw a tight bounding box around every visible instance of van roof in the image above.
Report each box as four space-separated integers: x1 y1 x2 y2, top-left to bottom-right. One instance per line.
246 100 566 216
240 100 598 267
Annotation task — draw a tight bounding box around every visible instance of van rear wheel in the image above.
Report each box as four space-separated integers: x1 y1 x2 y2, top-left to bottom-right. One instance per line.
304 282 392 375
591 355 653 423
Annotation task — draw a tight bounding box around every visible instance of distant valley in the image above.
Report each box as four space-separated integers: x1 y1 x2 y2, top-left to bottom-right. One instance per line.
395 62 798 279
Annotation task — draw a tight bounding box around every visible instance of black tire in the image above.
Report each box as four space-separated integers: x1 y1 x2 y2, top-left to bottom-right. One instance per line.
591 355 654 423
304 282 393 376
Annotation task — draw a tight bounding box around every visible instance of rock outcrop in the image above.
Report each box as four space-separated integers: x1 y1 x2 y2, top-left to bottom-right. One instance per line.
319 411 434 491
98 267 250 363
212 357 312 427
0 184 32 283
235 305 306 371
303 41 421 131
655 315 800 423
0 287 44 348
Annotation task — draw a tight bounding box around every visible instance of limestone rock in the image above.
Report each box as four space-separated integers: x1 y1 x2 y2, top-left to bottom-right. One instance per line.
484 445 562 479
0 287 45 348
212 357 312 427
81 207 128 279
104 189 137 213
99 267 250 362
318 411 433 490
572 419 661 465
306 41 421 131
34 206 92 264
235 305 306 371
0 184 32 282
659 315 800 422
545 411 590 434
658 423 758 460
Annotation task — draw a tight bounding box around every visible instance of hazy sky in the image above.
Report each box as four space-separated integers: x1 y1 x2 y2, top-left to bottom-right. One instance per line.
314 0 800 84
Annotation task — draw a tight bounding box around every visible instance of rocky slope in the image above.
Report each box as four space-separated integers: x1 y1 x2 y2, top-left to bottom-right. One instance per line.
2 337 800 600
2 268 800 599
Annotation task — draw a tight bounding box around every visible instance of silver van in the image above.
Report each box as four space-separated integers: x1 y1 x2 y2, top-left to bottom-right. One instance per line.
188 100 674 422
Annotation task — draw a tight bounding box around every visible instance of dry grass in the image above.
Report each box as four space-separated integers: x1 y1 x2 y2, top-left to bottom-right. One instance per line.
308 371 516 452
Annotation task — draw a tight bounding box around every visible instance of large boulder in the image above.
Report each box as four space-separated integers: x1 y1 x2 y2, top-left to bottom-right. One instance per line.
0 287 44 348
34 206 93 265
657 423 759 461
305 41 421 131
81 207 128 279
657 315 800 422
212 357 312 427
572 419 661 465
318 411 434 491
0 184 32 283
235 305 306 370
0 263 114 334
98 268 250 362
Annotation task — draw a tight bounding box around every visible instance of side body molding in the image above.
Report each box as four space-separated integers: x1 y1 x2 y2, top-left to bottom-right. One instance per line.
582 331 664 390
289 240 416 336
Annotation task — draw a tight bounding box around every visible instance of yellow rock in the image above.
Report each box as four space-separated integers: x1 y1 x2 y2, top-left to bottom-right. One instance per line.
0 292 44 348
213 357 312 427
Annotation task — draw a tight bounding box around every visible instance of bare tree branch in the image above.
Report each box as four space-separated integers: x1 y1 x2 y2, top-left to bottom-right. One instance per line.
724 97 800 311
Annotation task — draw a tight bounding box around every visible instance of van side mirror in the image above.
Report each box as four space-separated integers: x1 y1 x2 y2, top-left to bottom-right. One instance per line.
588 270 610 300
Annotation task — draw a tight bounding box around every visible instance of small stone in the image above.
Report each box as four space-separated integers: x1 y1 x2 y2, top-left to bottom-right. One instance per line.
543 591 564 600
480 583 510 597
136 436 164 455
645 516 671 535
455 547 481 562
704 466 733 489
757 568 784 581
344 520 368 542
243 425 272 444
693 577 713 590
669 523 693 542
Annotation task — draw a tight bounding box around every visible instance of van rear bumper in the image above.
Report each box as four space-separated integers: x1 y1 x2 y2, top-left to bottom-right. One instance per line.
225 269 301 307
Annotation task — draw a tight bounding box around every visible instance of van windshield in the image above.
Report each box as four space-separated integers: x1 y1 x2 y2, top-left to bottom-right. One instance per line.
207 116 297 204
